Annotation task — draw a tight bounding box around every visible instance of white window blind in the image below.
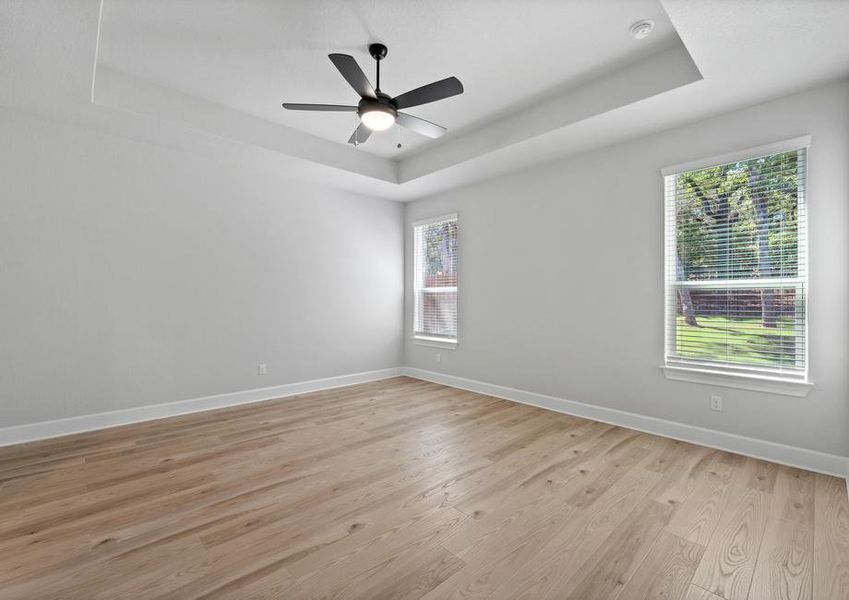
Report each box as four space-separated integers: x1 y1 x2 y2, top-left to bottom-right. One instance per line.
664 142 808 382
413 214 458 343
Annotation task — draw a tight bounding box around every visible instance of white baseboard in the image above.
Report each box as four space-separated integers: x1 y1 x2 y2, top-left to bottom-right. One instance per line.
4 365 847 486
402 367 849 479
0 367 403 447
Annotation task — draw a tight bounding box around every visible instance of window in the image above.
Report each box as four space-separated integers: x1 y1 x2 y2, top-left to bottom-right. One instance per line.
663 138 810 393
413 214 458 346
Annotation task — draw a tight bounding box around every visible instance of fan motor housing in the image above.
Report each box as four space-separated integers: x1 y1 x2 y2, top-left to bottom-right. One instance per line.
358 96 397 119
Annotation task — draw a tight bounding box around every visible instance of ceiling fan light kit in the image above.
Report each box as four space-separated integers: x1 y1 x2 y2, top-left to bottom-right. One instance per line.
359 103 396 131
282 42 463 145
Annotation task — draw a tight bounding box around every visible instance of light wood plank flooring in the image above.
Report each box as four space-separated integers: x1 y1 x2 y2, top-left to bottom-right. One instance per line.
0 377 847 599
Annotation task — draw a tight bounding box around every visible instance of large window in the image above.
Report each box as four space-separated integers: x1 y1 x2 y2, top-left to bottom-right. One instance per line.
663 139 809 388
413 214 458 346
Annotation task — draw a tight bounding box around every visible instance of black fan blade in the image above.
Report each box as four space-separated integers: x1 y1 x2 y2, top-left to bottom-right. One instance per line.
347 122 372 145
329 54 376 99
392 76 463 110
282 103 357 112
396 112 447 139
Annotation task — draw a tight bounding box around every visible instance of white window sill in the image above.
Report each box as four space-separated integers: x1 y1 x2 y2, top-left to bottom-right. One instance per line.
412 336 458 350
661 365 813 397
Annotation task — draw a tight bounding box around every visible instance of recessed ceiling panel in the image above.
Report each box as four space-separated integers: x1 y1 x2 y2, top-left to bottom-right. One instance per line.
98 0 679 158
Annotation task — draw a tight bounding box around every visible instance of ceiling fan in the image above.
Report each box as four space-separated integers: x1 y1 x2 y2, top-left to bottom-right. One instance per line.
282 43 463 146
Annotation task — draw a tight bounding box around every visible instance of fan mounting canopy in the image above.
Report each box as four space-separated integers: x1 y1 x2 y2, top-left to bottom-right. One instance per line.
369 43 388 61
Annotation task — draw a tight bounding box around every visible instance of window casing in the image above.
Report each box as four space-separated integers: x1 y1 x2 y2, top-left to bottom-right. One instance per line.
663 139 809 389
413 214 458 346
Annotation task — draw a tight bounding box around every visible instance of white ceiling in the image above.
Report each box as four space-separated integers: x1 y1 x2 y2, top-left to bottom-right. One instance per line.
98 0 680 158
1 1 849 201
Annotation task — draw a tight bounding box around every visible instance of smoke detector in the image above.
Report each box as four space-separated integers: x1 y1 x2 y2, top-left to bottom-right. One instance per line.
629 20 655 40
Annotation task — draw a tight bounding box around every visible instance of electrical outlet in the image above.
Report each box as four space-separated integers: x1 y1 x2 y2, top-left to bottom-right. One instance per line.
710 395 723 412
258 363 267 375
435 353 442 364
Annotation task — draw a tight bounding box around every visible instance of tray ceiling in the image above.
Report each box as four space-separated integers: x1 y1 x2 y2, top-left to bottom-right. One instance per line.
97 0 680 158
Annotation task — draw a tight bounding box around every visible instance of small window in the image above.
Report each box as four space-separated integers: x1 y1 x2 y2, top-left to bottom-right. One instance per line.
413 214 458 346
664 141 808 384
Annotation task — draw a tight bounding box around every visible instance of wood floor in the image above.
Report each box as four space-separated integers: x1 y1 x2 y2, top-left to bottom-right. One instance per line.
0 377 847 599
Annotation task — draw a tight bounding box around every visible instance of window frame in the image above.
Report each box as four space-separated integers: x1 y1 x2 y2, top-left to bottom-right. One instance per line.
411 213 459 349
660 137 813 397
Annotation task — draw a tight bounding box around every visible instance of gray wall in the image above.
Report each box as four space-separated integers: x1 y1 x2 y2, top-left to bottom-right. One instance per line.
0 110 404 427
404 79 849 457
3 79 846 458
